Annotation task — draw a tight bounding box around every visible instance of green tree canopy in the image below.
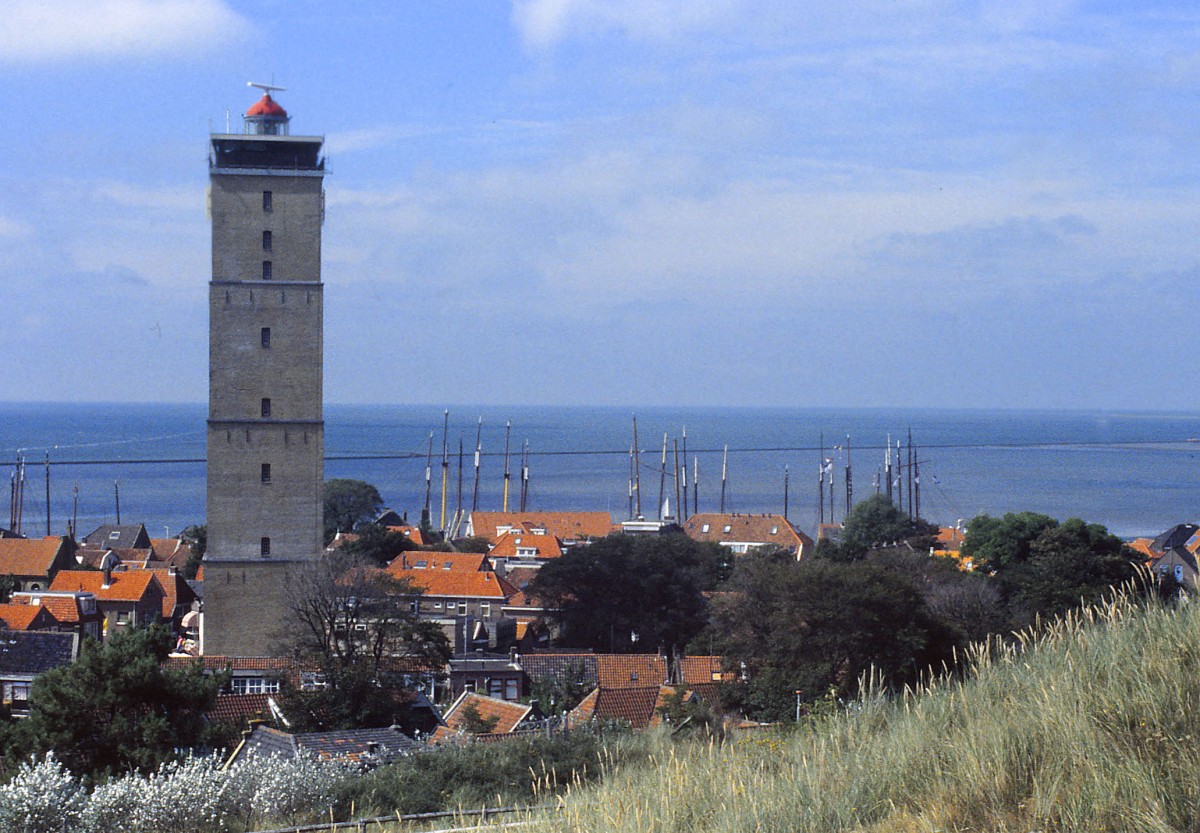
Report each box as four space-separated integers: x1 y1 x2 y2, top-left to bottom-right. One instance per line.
961 511 1058 573
712 555 960 721
529 533 729 653
323 479 384 542
962 512 1141 626
837 494 938 556
17 626 220 780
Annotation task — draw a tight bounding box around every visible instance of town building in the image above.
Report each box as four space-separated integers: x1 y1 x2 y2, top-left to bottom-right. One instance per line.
682 513 813 558
204 87 327 656
0 536 78 592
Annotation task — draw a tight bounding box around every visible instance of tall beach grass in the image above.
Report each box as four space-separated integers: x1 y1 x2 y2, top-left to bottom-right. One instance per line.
532 592 1200 832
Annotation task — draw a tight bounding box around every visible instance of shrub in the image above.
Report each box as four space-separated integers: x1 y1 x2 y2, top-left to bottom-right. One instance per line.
0 753 86 833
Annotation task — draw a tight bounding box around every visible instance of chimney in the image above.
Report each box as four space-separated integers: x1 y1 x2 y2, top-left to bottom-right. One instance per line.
102 564 112 589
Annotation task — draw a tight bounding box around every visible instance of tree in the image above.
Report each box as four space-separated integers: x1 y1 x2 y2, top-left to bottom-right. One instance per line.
15 626 220 780
528 659 594 714
458 700 500 734
323 479 383 542
180 524 206 580
962 513 1140 626
712 555 960 721
838 494 938 556
961 512 1058 574
336 523 420 567
281 553 451 731
529 533 728 653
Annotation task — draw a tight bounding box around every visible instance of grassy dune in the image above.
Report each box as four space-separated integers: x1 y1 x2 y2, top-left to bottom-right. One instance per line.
532 593 1200 833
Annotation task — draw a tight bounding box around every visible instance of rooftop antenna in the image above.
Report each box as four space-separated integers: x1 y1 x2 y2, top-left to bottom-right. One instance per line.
247 81 287 95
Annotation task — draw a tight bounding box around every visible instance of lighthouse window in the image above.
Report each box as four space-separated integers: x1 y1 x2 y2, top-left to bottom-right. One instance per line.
261 327 271 348
260 398 271 418
262 260 272 280
260 537 271 557
261 463 271 483
262 190 272 211
262 230 272 251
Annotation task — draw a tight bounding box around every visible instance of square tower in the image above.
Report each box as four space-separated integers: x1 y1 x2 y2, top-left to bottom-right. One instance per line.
203 87 325 656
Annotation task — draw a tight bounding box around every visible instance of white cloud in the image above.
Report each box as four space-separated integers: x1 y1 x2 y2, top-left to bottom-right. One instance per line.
0 0 249 63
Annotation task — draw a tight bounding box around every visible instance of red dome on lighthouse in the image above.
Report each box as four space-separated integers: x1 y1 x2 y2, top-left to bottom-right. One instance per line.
246 94 287 118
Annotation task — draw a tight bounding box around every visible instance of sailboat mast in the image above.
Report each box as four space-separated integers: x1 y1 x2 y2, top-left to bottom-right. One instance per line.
502 421 512 513
658 434 668 521
720 445 728 514
439 409 449 532
471 417 482 513
680 427 688 519
818 432 824 525
632 415 642 517
844 435 852 517
423 432 433 521
673 437 681 522
783 465 790 521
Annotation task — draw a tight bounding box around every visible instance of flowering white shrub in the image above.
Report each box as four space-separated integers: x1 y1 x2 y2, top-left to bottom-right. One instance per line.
1 750 348 833
82 754 235 833
229 751 345 827
0 753 86 833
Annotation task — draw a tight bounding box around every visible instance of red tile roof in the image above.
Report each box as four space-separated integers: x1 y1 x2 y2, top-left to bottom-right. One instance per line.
10 592 94 625
572 686 671 730
49 569 162 604
0 536 71 577
388 563 516 600
116 566 195 618
435 691 533 740
682 513 812 555
388 552 489 572
489 531 563 559
596 654 668 688
678 655 732 685
469 511 614 544
0 603 53 630
385 525 427 546
208 693 273 724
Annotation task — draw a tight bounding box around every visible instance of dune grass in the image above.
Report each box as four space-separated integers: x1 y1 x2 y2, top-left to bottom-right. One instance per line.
526 592 1200 833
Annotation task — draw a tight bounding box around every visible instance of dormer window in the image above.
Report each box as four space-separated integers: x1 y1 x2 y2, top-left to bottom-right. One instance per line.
701 524 710 533
109 531 120 540
770 526 778 535
723 525 732 533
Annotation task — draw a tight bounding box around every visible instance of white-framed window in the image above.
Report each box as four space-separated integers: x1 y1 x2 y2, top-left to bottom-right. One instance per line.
231 677 280 695
701 524 710 533
116 611 131 625
480 602 491 618
433 601 442 609
458 600 467 615
723 525 732 533
300 672 326 691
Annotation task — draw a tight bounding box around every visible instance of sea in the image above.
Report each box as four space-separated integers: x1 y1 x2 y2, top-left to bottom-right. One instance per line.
2 402 1199 542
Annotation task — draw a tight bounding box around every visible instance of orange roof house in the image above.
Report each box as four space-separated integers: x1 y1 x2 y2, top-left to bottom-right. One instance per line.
467 511 615 545
8 590 103 641
388 552 490 573
432 691 536 743
569 685 695 730
682 513 813 558
0 602 58 632
489 531 563 560
596 654 669 689
115 565 197 622
387 562 516 601
49 569 165 639
0 536 78 592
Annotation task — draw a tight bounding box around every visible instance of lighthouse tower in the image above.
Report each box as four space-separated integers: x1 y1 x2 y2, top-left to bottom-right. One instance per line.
203 85 326 657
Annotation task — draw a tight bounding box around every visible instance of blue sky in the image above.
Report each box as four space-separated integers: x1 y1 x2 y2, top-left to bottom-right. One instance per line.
1 0 1198 409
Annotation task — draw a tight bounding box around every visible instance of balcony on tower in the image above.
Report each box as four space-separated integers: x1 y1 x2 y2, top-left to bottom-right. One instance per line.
210 87 324 173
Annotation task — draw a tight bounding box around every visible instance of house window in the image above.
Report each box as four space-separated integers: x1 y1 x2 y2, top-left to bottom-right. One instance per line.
488 678 504 698
701 524 710 533
261 327 271 348
109 531 121 540
262 230 272 251
263 190 272 211
458 600 467 615
506 679 519 700
770 526 778 535
261 398 271 418
260 537 271 557
231 677 280 695
261 463 271 483
262 260 272 280
723 525 732 533
480 602 491 618
300 672 326 691
116 611 131 625
433 601 442 609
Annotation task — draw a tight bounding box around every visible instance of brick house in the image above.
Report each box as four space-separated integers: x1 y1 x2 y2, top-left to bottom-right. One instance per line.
49 568 165 640
682 513 813 558
0 536 79 592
